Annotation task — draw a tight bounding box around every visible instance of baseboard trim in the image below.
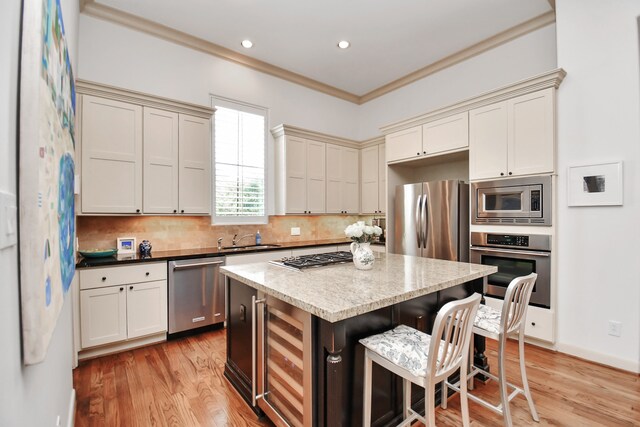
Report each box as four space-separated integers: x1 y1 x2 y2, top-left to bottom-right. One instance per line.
557 343 640 374
67 388 76 427
78 333 166 361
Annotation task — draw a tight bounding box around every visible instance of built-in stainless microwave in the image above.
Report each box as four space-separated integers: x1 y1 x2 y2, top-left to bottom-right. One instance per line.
471 175 552 226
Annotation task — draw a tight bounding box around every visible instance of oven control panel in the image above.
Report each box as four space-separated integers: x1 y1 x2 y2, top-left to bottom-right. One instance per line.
487 234 529 247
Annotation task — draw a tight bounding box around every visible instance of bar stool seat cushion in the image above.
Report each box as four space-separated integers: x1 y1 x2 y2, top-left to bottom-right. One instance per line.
360 324 447 378
474 304 502 335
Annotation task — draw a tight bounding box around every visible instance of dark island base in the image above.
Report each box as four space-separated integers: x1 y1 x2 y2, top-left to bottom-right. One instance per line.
316 279 486 427
224 278 486 426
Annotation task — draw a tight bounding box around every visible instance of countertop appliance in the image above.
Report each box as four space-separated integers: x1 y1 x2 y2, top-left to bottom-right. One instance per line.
269 251 353 270
168 257 226 335
469 232 551 308
394 180 469 261
373 217 386 243
471 175 552 226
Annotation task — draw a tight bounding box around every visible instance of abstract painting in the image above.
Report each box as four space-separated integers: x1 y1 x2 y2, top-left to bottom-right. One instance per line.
19 0 76 364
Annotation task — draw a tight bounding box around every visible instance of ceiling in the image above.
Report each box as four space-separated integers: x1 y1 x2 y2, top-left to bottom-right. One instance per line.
85 0 554 103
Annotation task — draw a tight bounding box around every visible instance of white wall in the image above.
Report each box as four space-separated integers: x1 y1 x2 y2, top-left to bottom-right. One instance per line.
0 0 79 425
555 0 640 372
357 24 558 139
77 16 360 140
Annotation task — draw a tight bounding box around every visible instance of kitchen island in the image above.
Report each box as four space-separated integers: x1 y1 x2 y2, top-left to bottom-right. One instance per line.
221 252 496 427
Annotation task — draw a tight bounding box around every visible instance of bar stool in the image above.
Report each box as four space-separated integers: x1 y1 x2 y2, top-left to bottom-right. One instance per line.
445 273 540 427
360 293 481 427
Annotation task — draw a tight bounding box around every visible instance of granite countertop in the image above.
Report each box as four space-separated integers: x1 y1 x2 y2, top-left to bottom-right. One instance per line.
220 253 497 323
75 238 370 268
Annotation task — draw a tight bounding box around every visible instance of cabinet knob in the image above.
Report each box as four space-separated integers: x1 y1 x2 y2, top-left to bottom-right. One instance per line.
416 152 420 155
181 210 185 213
423 151 426 154
120 287 124 292
508 172 513 176
145 272 150 276
136 209 141 213
500 172 505 176
531 322 536 326
102 277 106 281
129 286 134 290
173 209 177 213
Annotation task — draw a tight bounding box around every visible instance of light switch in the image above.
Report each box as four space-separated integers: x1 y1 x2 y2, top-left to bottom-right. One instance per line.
291 227 301 236
0 191 17 250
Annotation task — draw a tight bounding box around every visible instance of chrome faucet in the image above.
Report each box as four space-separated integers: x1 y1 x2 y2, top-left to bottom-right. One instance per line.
217 238 223 251
232 233 254 246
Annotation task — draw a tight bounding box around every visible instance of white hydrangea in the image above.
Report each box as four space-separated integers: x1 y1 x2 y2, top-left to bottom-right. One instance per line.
345 222 383 243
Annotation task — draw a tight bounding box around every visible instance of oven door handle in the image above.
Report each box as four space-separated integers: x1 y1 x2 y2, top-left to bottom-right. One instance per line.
470 246 550 257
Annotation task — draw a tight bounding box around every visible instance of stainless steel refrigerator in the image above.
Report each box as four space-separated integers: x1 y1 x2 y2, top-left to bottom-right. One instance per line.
394 180 469 261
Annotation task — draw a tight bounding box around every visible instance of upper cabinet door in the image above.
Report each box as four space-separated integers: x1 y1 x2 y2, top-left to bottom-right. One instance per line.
81 95 143 213
178 114 211 214
385 126 423 163
285 136 307 214
360 145 379 214
305 140 326 214
422 112 469 155
325 144 342 214
341 147 359 213
508 88 554 177
378 144 386 214
143 108 179 214
469 101 508 180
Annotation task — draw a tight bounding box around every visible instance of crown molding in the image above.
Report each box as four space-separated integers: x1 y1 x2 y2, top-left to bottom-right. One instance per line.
76 79 215 118
81 0 556 106
360 135 385 148
80 0 360 104
360 11 556 104
547 0 556 11
380 68 566 134
270 124 364 149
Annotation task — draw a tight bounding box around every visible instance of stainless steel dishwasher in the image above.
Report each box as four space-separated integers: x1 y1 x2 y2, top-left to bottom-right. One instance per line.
168 257 226 335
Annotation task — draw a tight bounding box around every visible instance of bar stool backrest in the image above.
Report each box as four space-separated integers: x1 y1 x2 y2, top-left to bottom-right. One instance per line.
501 273 538 336
430 293 481 380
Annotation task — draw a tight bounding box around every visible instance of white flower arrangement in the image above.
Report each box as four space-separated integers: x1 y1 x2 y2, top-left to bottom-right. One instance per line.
344 221 383 243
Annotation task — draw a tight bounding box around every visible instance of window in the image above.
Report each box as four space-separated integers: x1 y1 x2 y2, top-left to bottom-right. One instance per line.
211 96 267 224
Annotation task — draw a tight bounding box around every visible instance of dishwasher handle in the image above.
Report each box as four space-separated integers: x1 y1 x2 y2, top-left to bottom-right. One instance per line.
172 260 225 270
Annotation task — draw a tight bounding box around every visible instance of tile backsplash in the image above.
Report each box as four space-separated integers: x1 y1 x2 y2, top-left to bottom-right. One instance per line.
77 215 379 251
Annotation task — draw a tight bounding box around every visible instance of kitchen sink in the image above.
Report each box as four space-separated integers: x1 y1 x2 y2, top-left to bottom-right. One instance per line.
222 244 282 251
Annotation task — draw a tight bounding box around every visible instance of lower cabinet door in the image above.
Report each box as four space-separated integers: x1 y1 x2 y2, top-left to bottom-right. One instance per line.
80 285 127 348
127 280 168 339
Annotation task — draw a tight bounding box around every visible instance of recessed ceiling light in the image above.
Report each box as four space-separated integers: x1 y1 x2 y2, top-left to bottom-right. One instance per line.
241 40 253 49
337 40 350 49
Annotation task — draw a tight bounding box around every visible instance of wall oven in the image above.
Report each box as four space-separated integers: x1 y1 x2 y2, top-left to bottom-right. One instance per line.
470 232 551 308
471 175 552 226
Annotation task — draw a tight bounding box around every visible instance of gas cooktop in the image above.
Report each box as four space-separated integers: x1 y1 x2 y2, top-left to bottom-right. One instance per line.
269 251 353 270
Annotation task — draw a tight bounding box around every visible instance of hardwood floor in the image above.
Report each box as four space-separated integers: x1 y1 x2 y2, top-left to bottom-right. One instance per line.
74 329 640 426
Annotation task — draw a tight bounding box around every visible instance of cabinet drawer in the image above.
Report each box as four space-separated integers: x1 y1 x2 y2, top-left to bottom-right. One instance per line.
524 305 554 343
483 297 554 343
80 262 167 290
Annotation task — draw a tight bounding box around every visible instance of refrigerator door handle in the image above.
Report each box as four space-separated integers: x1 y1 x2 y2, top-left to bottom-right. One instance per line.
415 195 422 248
422 193 428 249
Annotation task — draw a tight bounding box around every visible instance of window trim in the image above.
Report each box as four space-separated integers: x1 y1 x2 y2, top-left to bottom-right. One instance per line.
211 95 269 225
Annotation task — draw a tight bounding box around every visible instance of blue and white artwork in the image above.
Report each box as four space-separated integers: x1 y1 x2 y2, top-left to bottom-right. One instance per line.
19 0 76 364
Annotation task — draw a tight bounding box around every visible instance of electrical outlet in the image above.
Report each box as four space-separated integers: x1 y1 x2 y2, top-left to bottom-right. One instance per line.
608 320 622 337
56 415 61 427
0 191 17 250
291 227 300 236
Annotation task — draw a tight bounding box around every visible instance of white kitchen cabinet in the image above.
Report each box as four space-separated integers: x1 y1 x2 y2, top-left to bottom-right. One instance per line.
422 111 468 155
385 126 422 163
143 107 179 214
77 80 214 215
326 144 359 214
79 262 167 350
127 280 168 339
179 114 212 214
484 296 554 343
280 136 326 214
360 144 386 214
469 88 554 180
81 95 143 214
386 112 468 164
80 285 127 348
